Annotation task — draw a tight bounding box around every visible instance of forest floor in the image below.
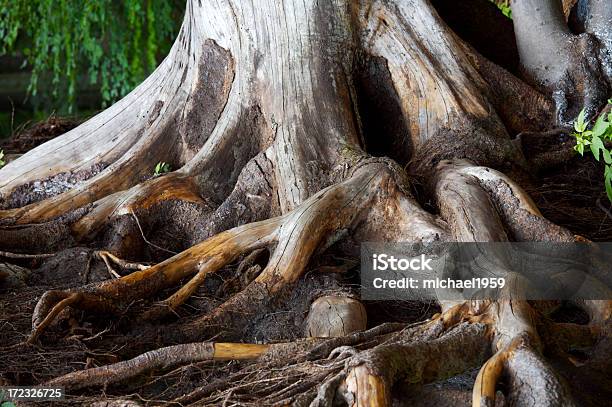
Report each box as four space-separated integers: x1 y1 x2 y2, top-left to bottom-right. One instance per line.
0 121 609 406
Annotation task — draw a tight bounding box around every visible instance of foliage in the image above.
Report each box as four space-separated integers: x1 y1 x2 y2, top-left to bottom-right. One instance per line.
0 149 4 168
572 100 612 202
153 161 171 175
0 0 184 113
489 0 512 19
0 389 16 407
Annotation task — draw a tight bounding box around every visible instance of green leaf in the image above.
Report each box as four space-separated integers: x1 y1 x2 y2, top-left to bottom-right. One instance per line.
590 135 604 161
153 161 171 175
603 148 612 165
574 108 587 133
575 143 585 156
592 115 609 138
605 166 612 203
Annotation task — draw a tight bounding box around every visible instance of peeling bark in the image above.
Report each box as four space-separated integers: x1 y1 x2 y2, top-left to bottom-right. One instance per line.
0 0 610 406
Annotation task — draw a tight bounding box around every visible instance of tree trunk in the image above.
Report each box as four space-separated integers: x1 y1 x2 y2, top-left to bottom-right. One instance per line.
0 0 610 406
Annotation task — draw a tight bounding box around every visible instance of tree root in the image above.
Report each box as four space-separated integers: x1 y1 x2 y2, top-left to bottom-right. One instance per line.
20 158 611 406
95 251 150 279
475 333 578 406
28 161 447 343
28 217 281 342
2 0 611 404
315 321 490 406
0 250 55 259
45 341 270 391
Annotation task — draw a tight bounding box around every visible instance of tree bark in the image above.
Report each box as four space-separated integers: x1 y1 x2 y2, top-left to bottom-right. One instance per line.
0 0 610 406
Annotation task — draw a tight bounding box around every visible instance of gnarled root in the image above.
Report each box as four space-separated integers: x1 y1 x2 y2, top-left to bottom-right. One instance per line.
311 158 608 406
24 158 611 406
28 217 281 342
28 161 441 343
431 159 606 406
339 322 490 406
474 334 576 407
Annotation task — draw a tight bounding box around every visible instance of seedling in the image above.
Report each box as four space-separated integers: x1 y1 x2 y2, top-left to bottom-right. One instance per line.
571 100 612 202
489 0 512 19
153 161 171 176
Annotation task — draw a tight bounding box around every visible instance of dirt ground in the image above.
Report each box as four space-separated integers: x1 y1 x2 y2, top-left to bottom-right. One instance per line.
1 121 611 406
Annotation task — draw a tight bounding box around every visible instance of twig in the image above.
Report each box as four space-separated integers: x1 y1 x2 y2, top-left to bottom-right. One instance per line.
81 327 111 342
95 250 150 279
99 253 122 279
83 254 93 284
596 198 612 220
130 211 178 255
0 250 55 259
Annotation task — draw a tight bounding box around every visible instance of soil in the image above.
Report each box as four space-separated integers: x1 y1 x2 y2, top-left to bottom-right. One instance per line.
0 116 81 155
1 120 610 405
521 130 612 241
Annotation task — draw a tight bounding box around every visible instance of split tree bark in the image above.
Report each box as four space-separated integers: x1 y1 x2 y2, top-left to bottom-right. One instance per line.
1 0 610 405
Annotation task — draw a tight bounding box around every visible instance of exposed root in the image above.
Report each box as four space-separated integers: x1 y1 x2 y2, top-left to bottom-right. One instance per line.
333 322 490 406
475 334 577 407
28 161 446 344
96 251 150 279
46 341 270 391
17 157 610 405
305 295 367 338
2 0 611 405
0 250 55 259
28 217 281 342
28 292 84 343
436 159 577 241
473 341 506 407
70 172 206 241
432 159 605 406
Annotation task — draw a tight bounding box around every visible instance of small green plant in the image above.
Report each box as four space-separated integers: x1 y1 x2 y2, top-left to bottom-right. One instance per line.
0 390 16 407
489 0 512 19
153 161 171 176
0 149 5 168
572 99 612 202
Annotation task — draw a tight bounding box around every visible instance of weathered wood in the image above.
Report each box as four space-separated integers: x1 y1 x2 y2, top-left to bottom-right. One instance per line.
0 0 610 405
